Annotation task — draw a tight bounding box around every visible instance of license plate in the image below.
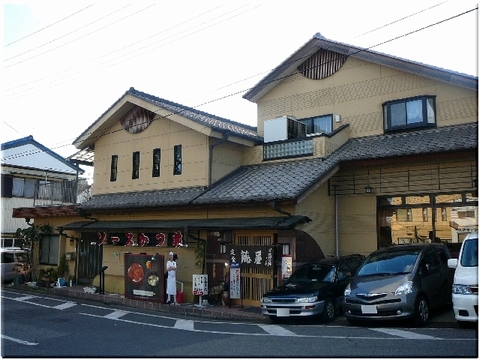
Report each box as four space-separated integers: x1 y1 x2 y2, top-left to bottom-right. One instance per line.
361 305 377 314
276 308 290 317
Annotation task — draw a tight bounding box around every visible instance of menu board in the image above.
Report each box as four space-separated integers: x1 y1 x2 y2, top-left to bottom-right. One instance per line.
229 262 241 299
193 274 208 295
124 253 165 302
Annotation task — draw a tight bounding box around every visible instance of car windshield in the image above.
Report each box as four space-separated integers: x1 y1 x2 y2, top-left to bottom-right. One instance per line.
289 265 335 283
460 238 478 267
356 249 420 276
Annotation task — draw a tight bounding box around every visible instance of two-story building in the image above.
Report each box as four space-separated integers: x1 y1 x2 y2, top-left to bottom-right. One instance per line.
12 34 477 306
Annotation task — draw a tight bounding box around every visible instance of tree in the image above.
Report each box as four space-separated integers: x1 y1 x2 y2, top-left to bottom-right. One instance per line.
15 224 51 281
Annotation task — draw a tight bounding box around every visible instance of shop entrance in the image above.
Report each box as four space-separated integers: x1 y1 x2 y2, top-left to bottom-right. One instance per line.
234 232 274 307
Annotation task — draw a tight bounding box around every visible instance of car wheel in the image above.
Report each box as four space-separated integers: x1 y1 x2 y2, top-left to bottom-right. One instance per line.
412 295 429 327
321 298 335 322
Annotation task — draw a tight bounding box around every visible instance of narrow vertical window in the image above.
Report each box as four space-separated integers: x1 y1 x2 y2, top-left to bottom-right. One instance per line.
132 151 140 179
173 145 182 175
152 148 161 177
110 155 118 182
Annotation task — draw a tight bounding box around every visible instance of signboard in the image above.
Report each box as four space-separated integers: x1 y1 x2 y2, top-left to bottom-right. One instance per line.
229 262 241 299
193 274 208 295
282 255 293 282
124 253 164 302
227 245 274 268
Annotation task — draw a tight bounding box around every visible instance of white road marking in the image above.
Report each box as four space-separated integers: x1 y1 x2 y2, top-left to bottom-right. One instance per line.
371 328 439 340
14 295 37 301
105 310 129 319
1 335 38 345
174 319 194 330
54 302 77 310
258 324 297 336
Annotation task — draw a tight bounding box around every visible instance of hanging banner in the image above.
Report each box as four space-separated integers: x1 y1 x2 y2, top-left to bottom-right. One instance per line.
229 262 241 299
282 255 293 282
193 274 208 295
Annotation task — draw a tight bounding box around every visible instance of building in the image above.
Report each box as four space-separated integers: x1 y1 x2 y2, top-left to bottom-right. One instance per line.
2 135 84 248
12 34 477 306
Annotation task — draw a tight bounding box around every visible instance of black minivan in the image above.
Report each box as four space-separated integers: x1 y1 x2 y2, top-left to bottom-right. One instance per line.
261 254 365 322
343 243 453 327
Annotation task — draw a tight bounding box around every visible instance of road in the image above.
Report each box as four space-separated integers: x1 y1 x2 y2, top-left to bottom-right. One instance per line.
1 289 477 357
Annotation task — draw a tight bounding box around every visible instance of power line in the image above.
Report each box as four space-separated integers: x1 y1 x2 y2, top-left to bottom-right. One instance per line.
2 5 477 162
4 4 95 47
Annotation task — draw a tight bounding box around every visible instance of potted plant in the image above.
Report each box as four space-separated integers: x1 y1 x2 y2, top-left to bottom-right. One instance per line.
38 267 57 287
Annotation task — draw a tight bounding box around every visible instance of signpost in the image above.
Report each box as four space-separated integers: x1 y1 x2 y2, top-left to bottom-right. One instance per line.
229 262 242 308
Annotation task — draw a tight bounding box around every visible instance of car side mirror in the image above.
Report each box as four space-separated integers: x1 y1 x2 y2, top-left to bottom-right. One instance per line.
447 258 458 269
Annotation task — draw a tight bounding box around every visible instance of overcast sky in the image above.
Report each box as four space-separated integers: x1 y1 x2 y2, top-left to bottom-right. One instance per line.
2 0 478 165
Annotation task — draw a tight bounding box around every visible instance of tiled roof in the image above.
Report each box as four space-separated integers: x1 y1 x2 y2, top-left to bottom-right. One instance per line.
78 123 477 211
78 186 206 212
193 123 478 204
73 88 263 146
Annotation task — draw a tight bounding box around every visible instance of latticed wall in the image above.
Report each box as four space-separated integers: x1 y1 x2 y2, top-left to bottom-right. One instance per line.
329 155 477 196
233 232 274 306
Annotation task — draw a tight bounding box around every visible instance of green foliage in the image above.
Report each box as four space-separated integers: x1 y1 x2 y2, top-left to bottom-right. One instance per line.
15 224 51 281
194 239 206 273
38 267 58 281
57 253 69 278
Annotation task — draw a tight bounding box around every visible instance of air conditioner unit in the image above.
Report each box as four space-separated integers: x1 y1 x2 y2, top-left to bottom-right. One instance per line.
264 116 306 143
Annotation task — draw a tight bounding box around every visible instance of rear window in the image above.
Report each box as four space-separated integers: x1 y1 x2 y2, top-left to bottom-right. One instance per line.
1 252 15 263
460 238 478 267
357 249 420 276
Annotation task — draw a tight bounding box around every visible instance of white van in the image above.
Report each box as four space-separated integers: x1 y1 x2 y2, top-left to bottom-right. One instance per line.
447 232 478 327
1 247 29 284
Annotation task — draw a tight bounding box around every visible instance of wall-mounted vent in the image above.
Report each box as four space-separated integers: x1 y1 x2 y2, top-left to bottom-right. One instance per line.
297 49 347 80
264 116 306 143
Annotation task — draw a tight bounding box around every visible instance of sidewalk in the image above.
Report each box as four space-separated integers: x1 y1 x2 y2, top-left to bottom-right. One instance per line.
4 283 460 328
6 284 265 322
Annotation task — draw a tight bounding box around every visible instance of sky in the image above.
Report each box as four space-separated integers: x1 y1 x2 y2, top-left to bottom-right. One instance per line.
2 0 478 172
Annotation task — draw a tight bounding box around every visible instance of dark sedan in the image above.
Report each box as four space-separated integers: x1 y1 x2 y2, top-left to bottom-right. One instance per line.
261 254 365 322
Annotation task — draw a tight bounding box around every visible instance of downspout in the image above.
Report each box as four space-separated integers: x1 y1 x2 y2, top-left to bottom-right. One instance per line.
334 185 339 257
209 132 230 186
270 200 292 217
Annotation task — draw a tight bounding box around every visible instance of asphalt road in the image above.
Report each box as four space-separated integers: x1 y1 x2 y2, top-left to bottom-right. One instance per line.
1 289 478 357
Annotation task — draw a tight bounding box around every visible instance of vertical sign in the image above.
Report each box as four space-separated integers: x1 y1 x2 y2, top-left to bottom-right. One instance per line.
193 274 208 296
229 262 241 299
282 255 293 282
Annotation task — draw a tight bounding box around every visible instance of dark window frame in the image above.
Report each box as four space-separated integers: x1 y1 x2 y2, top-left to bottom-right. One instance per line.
383 95 436 132
299 114 333 134
173 145 182 175
132 151 140 179
110 155 118 182
152 148 161 177
39 235 59 265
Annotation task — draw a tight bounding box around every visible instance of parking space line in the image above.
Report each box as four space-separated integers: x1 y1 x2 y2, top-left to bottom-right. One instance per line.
371 328 439 340
104 310 129 319
54 302 77 310
174 319 194 330
258 324 297 336
14 295 37 301
1 335 38 346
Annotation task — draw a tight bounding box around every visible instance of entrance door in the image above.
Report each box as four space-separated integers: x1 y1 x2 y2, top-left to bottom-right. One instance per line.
234 232 274 306
77 233 103 285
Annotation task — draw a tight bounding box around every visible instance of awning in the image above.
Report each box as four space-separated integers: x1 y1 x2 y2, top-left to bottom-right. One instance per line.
59 216 311 232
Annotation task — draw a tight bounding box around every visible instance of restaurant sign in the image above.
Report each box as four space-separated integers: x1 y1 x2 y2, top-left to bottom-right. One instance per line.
227 245 274 268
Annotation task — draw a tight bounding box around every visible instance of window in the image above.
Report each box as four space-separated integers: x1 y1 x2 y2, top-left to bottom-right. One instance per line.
422 208 428 222
173 145 182 175
383 96 436 132
152 148 161 177
110 155 118 182
299 114 333 134
396 208 413 222
132 151 140 179
12 178 36 198
40 235 59 265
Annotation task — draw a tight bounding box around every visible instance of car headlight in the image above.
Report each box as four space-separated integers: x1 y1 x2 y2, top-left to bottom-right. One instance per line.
452 284 477 295
344 283 351 297
295 296 318 303
261 297 272 303
395 281 413 295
